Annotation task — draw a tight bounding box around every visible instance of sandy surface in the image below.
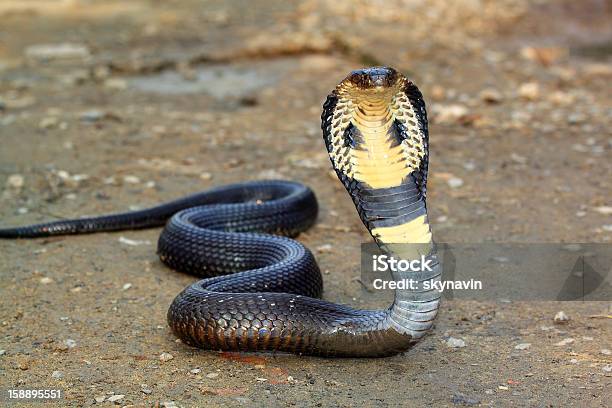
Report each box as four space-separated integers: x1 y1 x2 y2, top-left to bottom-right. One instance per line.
0 1 611 406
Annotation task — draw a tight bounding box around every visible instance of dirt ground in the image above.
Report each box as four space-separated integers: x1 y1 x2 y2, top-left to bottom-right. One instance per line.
0 1 611 407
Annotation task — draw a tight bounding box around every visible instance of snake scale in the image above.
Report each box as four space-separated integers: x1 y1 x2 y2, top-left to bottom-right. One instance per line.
0 67 441 357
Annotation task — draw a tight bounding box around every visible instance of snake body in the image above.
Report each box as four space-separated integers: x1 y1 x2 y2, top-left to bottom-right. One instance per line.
0 67 440 357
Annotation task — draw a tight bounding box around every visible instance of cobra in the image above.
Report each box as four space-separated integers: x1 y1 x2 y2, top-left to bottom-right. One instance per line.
0 67 441 357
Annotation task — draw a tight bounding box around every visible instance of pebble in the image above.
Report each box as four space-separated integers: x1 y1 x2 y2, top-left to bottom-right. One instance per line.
51 370 63 379
118 236 151 246
122 283 132 290
447 177 464 189
554 311 570 324
514 343 531 350
94 396 106 403
39 117 59 129
65 339 77 348
603 365 612 373
594 206 612 215
159 352 174 362
316 244 333 253
510 153 527 164
80 110 105 122
25 43 90 60
190 368 201 374
518 82 540 100
0 350 5 356
205 372 219 379
200 172 213 180
479 88 503 104
6 174 24 188
256 377 268 382
554 338 574 346
123 175 141 184
40 277 54 284
161 402 178 408
601 349 611 355
446 337 466 348
433 104 468 124
569 358 578 364
602 225 612 232
498 385 509 391
107 394 124 402
463 161 476 171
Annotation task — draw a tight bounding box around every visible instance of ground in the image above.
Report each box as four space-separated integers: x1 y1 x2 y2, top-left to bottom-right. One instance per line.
0 1 611 407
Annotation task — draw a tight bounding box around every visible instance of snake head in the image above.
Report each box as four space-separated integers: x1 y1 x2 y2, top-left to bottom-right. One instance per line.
346 67 400 90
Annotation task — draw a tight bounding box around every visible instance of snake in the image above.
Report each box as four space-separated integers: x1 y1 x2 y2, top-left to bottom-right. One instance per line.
0 67 441 357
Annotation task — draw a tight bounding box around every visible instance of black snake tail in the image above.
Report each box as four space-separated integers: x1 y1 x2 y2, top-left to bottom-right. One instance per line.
0 67 440 357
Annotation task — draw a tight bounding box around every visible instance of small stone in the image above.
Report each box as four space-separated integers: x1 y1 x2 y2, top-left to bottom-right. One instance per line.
603 365 612 372
200 172 213 180
80 110 105 122
40 277 54 284
437 215 448 223
554 311 570 324
161 402 178 408
518 82 540 100
498 385 509 391
6 174 24 188
602 225 612 232
433 104 469 124
205 372 219 379
190 368 201 374
316 244 333 253
510 153 527 164
593 206 612 215
51 370 63 379
141 388 152 395
94 396 106 403
256 377 268 382
118 236 151 246
479 88 503 104
567 113 586 124
39 117 59 129
65 339 77 348
122 283 132 290
159 352 174 362
107 394 124 402
515 343 531 350
123 175 141 184
446 337 466 348
447 177 464 189
555 338 575 346
569 358 578 364
0 350 5 356
601 349 611 355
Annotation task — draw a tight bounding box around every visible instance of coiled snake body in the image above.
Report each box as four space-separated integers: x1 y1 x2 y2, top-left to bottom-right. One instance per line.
0 67 440 357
